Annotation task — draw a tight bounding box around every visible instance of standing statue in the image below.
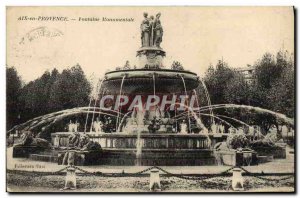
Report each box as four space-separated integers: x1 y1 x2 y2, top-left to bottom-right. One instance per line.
211 123 217 134
153 13 163 48
149 15 155 46
67 120 73 132
141 12 151 47
74 120 79 132
180 120 188 134
92 117 103 133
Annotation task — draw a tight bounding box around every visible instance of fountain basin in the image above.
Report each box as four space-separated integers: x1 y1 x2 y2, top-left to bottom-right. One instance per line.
99 148 216 166
49 132 228 166
13 145 42 158
102 69 199 94
57 150 103 166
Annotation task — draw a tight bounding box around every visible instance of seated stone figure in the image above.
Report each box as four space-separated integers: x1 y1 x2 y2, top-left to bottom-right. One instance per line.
16 131 50 149
61 133 101 165
78 134 101 151
17 131 33 146
67 132 81 149
64 132 101 150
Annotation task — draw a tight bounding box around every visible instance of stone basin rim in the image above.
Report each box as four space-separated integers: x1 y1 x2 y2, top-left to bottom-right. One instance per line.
105 69 198 76
51 132 228 138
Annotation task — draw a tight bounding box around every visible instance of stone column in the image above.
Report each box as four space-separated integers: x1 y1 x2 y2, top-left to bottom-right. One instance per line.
149 169 161 191
61 166 76 190
232 168 244 191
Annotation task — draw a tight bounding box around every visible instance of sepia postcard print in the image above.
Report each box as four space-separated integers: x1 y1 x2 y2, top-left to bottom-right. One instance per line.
6 6 295 193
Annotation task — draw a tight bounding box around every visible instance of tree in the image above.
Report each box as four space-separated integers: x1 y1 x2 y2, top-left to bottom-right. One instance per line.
255 53 278 89
11 64 91 131
224 73 250 105
203 51 295 134
19 69 60 122
253 51 294 117
49 64 91 111
6 67 22 130
267 51 294 118
204 60 236 105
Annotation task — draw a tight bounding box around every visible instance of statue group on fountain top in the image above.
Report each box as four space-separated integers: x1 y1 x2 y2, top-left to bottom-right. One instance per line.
141 12 163 48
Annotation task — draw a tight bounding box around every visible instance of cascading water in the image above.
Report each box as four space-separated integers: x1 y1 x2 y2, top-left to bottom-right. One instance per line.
215 114 263 135
197 104 294 125
174 97 178 132
175 112 237 131
153 73 156 97
84 74 95 133
193 89 202 120
173 102 210 144
41 111 119 132
90 79 104 132
180 75 191 133
174 102 294 135
84 95 93 133
9 107 121 133
135 129 143 166
199 78 215 124
117 111 133 132
152 73 161 118
115 75 126 131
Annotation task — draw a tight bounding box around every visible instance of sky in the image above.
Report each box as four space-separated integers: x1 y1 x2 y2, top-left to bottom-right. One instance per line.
6 6 294 83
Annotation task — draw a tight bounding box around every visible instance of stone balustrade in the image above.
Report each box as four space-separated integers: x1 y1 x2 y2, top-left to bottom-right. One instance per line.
51 132 228 150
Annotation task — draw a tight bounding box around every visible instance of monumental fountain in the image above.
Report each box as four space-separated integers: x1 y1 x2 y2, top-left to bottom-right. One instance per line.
9 12 292 166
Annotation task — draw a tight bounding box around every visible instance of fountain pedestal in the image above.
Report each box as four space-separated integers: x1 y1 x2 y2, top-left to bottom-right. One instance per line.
137 47 165 69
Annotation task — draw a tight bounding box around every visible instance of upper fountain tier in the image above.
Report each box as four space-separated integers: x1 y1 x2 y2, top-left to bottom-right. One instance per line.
102 12 199 94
